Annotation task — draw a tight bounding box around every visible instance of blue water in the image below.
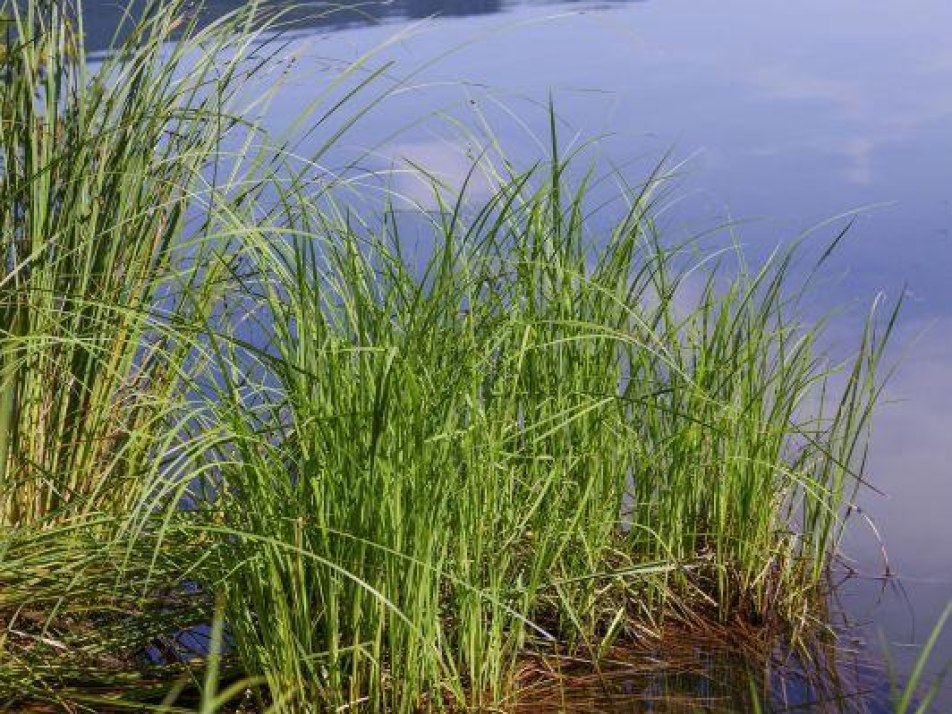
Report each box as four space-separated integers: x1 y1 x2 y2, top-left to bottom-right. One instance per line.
85 1 952 709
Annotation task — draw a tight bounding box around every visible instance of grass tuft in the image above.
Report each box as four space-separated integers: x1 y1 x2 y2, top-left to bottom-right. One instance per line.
0 1 912 711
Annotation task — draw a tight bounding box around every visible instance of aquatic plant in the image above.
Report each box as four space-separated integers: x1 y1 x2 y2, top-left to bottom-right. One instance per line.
0 0 906 711
0 0 282 707
0 0 249 526
890 600 952 714
165 140 894 710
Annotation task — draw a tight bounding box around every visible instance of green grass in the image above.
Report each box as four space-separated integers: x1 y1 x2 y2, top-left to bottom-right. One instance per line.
0 0 252 526
168 149 895 712
890 601 952 714
0 1 925 712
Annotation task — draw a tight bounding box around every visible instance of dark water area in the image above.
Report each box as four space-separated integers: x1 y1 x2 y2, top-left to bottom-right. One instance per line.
81 0 557 51
86 0 952 710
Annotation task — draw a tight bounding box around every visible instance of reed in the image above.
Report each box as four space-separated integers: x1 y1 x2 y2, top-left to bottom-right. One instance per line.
0 0 288 708
0 0 905 711
172 147 895 711
0 0 260 525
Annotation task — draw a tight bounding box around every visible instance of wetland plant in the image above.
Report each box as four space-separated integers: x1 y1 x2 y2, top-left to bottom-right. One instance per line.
0 0 903 711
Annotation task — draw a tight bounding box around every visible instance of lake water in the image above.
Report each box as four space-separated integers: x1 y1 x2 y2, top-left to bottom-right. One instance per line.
85 0 952 710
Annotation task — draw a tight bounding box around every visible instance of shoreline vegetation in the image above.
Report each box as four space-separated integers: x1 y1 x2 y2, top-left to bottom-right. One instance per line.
0 1 945 711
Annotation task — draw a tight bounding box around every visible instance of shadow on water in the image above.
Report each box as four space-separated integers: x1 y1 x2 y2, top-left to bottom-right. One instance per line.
137 575 911 712
81 0 526 51
506 571 949 713
509 612 892 713
81 0 647 51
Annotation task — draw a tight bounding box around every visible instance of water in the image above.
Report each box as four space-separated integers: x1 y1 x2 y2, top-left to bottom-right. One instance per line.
84 0 952 709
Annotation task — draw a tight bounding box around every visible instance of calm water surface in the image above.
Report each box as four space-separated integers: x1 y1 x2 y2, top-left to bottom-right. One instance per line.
86 1 952 709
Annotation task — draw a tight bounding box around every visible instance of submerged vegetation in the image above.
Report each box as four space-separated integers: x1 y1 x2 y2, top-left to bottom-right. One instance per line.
0 0 940 711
